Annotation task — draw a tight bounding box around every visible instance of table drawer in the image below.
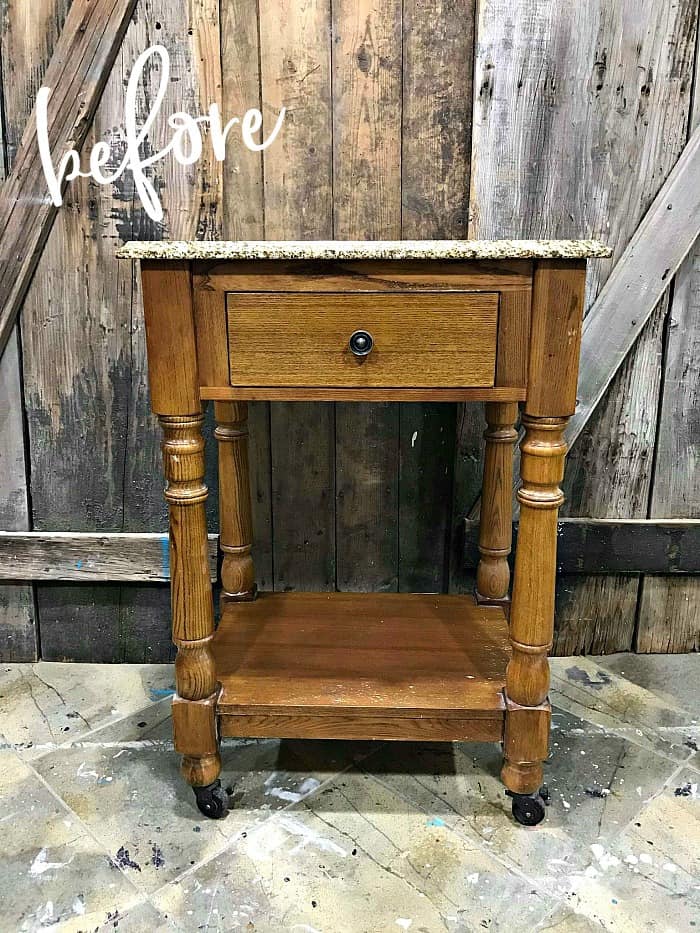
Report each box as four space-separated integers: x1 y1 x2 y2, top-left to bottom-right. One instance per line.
226 292 499 388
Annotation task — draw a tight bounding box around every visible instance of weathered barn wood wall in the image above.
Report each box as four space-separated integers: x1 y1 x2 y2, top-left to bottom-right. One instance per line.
0 0 698 660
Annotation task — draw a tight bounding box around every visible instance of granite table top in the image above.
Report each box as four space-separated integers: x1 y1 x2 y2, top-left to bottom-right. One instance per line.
116 239 612 261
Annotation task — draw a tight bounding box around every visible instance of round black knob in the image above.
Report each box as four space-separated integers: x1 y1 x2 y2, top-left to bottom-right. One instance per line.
349 330 374 357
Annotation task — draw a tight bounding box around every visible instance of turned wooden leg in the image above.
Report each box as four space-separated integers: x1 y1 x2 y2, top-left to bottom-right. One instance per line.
502 414 567 801
214 401 256 602
476 402 518 606
160 414 221 795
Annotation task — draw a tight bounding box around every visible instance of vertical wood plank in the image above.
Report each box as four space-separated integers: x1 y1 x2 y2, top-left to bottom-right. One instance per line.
333 0 401 591
471 0 698 650
21 0 223 660
259 0 335 591
637 41 700 654
556 299 667 653
0 0 71 660
122 0 224 652
400 0 473 593
220 0 273 591
0 333 36 659
637 244 700 652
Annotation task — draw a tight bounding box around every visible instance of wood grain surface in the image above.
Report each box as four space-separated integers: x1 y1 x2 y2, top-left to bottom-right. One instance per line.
227 292 498 387
214 591 509 717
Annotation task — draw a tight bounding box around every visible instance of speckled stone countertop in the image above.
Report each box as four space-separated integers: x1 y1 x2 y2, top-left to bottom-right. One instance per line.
116 239 612 260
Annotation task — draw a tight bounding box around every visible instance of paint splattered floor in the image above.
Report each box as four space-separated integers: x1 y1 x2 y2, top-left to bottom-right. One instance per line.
0 653 698 932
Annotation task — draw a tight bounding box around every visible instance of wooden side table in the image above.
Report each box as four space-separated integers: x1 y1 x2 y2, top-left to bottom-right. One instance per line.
118 239 610 824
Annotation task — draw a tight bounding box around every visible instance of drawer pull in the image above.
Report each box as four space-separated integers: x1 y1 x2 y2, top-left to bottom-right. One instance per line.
349 330 374 357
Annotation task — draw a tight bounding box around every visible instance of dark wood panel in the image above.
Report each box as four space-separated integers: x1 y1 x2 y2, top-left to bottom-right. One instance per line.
332 0 403 593
259 0 334 592
218 0 273 593
463 519 700 575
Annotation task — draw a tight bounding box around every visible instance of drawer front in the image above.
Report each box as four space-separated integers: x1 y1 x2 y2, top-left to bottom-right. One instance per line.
226 292 499 388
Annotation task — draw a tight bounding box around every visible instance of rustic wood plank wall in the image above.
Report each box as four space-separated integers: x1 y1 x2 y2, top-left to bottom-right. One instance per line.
638 50 700 654
0 0 73 660
0 0 698 660
469 0 699 653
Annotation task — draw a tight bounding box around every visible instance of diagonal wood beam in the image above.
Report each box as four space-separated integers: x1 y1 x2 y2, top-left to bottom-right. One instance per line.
569 121 700 449
0 0 138 361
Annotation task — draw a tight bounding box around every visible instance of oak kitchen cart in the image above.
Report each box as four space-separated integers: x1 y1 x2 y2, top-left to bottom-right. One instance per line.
118 239 611 824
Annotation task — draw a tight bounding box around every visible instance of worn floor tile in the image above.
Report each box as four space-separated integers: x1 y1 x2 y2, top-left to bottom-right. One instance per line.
549 765 700 931
151 795 554 933
296 768 563 929
597 652 700 721
32 706 364 894
0 750 142 932
94 898 176 932
534 904 606 931
355 709 678 879
0 661 175 759
550 657 694 761
2 654 699 931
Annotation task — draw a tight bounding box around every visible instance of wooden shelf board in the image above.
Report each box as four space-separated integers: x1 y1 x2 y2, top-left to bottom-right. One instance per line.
213 592 510 734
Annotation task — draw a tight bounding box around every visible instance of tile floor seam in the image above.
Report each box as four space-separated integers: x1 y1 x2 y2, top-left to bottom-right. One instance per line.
550 695 692 765
543 762 697 920
143 741 390 900
18 750 151 910
592 657 700 720
15 694 175 762
354 756 572 905
550 672 696 730
605 757 699 846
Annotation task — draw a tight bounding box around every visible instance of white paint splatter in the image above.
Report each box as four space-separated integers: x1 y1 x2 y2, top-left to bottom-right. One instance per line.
562 799 571 810
38 902 54 924
411 431 418 448
77 761 99 779
265 777 321 803
662 862 678 873
396 920 413 930
279 817 347 857
73 897 86 915
30 849 71 876
247 816 347 860
590 844 620 870
624 854 638 865
639 853 653 865
467 873 480 884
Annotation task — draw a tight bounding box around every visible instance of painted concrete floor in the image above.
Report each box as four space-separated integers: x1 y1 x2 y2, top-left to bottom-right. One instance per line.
0 654 698 932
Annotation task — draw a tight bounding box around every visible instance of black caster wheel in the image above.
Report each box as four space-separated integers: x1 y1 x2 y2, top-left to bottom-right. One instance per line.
507 786 549 826
193 779 230 819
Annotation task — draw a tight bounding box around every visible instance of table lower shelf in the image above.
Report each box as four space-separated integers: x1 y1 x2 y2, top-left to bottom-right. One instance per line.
212 591 510 742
